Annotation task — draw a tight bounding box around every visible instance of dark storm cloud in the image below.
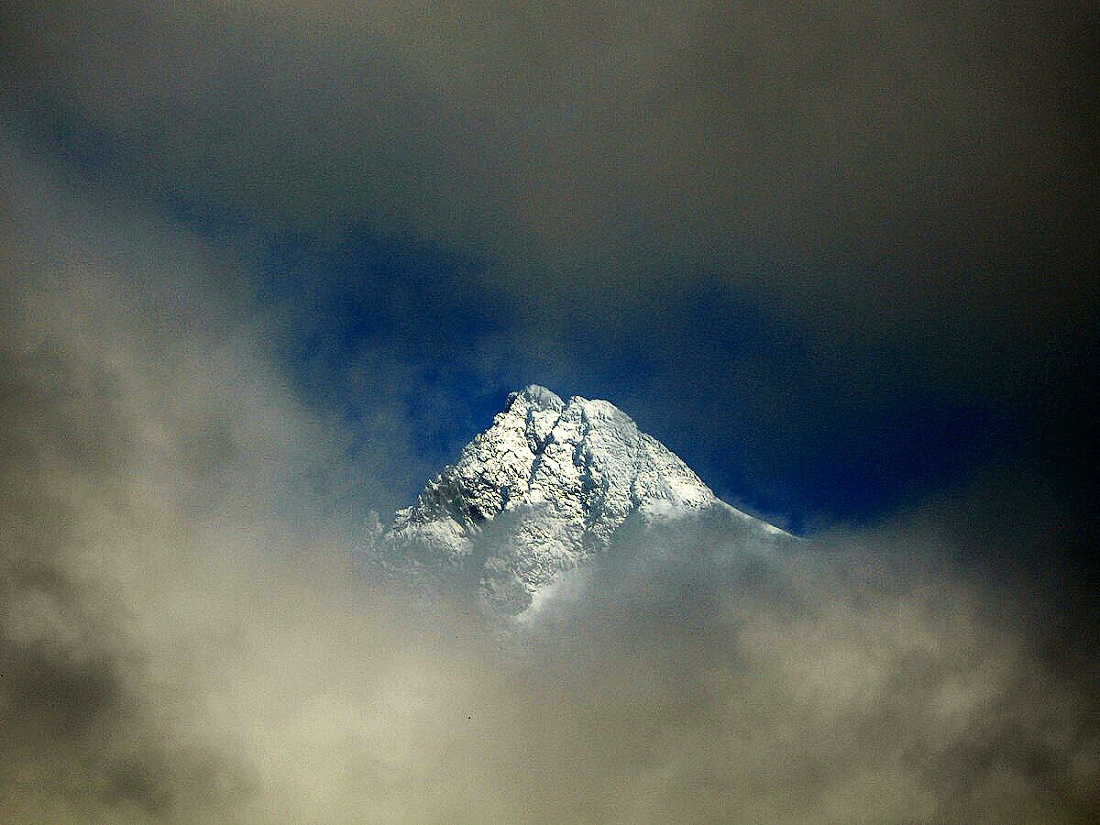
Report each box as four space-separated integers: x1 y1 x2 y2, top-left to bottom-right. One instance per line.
5 0 1094 525
1 0 522 251
5 1 1094 341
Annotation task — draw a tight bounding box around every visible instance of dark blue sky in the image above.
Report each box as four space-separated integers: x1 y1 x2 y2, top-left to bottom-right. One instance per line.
259 224 1020 531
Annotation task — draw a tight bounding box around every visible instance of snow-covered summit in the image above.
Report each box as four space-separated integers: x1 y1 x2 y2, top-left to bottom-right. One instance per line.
383 385 785 615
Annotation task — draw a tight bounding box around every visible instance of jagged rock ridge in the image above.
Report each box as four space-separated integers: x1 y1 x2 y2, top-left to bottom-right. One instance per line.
381 385 786 615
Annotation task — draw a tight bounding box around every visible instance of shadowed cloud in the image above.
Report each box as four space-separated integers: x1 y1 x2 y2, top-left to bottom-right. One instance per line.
2 7 1098 821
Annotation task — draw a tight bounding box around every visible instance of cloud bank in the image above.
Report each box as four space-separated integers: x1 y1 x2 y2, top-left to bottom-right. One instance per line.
6 1 1095 360
3 145 1097 822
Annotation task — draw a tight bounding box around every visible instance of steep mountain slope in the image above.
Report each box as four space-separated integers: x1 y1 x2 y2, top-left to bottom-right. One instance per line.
378 385 788 615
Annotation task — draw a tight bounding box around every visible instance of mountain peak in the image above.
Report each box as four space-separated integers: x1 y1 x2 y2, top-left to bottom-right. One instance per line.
383 387 785 615
505 384 564 414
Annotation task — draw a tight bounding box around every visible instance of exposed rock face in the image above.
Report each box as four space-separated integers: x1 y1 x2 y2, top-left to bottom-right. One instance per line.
380 385 787 616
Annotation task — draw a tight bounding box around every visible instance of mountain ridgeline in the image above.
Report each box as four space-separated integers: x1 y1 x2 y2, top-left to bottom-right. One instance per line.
370 386 791 617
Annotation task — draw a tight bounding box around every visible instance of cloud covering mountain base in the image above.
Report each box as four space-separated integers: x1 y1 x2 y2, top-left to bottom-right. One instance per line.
2 146 1098 823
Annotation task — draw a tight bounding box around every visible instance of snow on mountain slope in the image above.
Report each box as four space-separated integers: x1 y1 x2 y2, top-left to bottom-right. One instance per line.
379 385 788 616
